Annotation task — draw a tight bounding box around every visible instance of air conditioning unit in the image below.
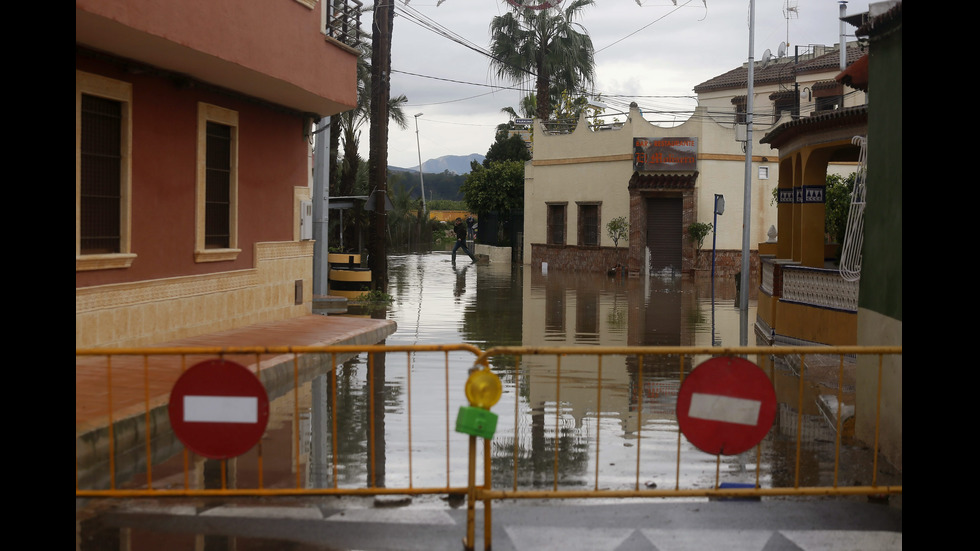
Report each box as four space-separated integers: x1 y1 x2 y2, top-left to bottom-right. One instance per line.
300 200 313 241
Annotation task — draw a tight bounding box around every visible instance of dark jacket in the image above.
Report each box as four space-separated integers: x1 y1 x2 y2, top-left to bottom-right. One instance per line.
454 222 467 241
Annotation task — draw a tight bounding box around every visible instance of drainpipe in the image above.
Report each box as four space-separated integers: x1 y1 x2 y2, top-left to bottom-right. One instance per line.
313 117 330 297
840 2 848 109
840 1 848 71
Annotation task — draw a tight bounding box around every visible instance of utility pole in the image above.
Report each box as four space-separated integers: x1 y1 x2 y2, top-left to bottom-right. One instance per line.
368 0 393 288
414 113 427 214
740 0 756 345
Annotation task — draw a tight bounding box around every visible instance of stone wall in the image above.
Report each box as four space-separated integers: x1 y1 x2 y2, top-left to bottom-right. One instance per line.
532 244 760 278
693 249 761 278
531 243 629 273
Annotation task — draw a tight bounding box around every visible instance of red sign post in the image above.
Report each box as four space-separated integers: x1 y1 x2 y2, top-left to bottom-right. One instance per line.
168 359 270 459
676 356 776 456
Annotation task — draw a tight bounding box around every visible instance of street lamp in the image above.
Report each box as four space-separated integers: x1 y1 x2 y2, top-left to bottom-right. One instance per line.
414 113 427 214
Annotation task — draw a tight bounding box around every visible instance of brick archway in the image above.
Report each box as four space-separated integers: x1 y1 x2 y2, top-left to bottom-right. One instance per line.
627 171 699 276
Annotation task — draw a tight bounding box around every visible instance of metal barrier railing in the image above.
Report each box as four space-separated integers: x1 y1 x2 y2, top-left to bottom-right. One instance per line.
75 344 483 498
76 344 902 550
463 345 902 551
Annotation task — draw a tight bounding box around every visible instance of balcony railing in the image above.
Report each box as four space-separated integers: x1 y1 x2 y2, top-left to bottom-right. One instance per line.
781 265 859 311
326 0 362 48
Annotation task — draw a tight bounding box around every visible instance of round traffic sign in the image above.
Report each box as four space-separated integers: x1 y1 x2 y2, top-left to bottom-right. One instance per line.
676 356 776 456
168 359 270 459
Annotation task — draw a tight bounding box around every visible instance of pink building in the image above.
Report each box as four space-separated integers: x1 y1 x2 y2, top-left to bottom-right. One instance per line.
76 0 361 347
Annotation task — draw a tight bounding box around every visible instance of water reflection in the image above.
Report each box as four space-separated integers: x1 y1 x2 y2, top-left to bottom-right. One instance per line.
108 252 864 495
375 253 768 491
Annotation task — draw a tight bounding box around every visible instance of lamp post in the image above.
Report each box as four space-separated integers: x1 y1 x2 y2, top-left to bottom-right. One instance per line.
739 0 756 346
414 113 427 214
712 194 725 347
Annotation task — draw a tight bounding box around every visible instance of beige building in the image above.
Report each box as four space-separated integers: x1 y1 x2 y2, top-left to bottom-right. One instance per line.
523 44 867 279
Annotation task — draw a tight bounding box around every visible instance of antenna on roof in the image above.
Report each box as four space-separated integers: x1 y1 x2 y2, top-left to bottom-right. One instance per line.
783 0 799 47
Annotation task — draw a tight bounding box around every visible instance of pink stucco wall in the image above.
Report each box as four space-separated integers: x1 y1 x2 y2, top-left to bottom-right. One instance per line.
76 0 357 109
76 55 307 288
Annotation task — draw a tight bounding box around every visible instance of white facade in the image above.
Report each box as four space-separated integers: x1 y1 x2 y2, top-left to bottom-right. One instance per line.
523 43 867 274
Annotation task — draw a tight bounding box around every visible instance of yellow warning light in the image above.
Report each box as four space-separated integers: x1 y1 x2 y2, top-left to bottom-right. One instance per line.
464 368 502 409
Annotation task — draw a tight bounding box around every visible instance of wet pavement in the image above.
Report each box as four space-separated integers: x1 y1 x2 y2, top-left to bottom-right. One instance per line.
79 495 901 550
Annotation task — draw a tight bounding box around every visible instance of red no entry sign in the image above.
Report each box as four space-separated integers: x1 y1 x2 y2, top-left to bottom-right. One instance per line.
168 359 270 459
676 356 776 456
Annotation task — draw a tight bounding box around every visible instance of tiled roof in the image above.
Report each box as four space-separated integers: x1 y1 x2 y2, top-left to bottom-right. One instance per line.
628 171 699 191
693 45 867 94
759 106 868 149
855 1 902 37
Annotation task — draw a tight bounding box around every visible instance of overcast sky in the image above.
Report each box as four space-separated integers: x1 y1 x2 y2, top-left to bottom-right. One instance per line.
366 0 872 169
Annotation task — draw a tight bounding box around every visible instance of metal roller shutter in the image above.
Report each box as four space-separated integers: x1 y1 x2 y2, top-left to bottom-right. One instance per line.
646 197 682 275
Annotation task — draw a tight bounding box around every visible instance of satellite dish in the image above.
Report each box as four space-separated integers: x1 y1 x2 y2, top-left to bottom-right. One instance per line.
761 49 772 68
778 42 787 57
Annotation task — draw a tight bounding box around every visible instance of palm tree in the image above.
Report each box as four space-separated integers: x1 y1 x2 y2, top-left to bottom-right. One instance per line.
500 94 537 122
328 33 408 251
489 0 596 122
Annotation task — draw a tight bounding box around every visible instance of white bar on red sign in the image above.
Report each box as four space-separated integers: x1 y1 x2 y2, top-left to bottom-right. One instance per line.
688 393 761 426
184 395 258 423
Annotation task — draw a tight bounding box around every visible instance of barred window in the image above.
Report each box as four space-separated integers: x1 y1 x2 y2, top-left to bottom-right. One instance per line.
578 203 600 247
195 103 240 262
76 71 134 271
80 94 122 254
547 203 566 245
205 121 232 249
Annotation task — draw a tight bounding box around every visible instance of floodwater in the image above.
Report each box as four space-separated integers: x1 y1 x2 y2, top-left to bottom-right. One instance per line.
310 252 868 494
95 252 877 496
78 252 896 549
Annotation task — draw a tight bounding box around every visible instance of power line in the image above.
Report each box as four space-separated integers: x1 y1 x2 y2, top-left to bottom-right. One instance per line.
595 0 700 55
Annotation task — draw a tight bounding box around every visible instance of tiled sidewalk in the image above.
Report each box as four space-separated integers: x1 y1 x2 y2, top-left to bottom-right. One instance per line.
75 315 396 436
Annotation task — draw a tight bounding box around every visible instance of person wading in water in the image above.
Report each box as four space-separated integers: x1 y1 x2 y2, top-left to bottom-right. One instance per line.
452 217 476 265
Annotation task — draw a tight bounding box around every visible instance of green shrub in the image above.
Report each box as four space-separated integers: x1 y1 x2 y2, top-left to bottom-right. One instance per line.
687 222 713 252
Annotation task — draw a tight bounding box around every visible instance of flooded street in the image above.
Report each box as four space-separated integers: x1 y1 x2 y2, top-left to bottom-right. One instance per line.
78 252 898 550
108 252 878 495
88 251 891 499
325 252 868 493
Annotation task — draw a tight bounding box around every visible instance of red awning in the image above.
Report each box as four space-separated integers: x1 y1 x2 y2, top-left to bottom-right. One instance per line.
836 54 869 92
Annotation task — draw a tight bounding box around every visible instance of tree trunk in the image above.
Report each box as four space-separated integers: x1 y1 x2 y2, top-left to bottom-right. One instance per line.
535 58 550 122
368 0 393 288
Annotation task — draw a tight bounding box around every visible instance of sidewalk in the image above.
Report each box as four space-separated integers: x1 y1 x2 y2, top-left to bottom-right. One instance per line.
84 496 903 551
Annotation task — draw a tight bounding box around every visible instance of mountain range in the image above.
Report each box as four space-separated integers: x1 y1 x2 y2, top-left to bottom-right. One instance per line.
390 153 484 175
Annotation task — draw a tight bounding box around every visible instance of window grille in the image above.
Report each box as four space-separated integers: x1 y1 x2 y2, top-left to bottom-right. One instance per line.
579 204 599 246
547 204 566 245
205 121 232 249
79 94 122 254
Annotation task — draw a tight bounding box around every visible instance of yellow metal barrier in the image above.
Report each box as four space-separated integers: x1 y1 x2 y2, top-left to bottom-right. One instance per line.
76 344 483 498
76 344 901 551
463 345 902 551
